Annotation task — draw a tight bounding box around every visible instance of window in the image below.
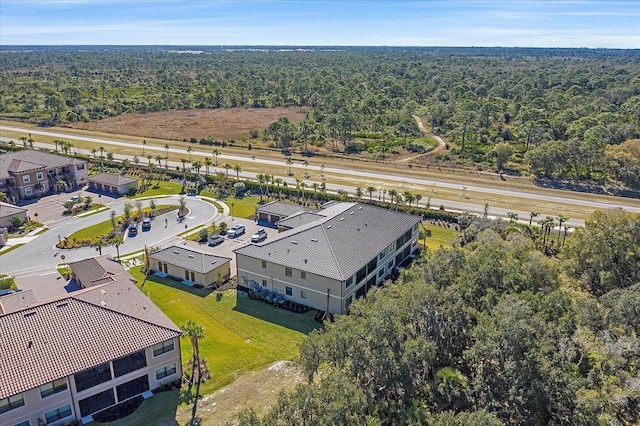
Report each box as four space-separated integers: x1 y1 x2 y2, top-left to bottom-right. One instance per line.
155 363 177 380
285 286 292 296
74 362 112 392
22 175 30 183
40 378 67 398
0 393 24 414
113 349 147 377
300 290 306 299
366 258 378 275
14 421 30 426
356 266 367 284
300 271 306 279
25 187 32 195
413 223 419 232
285 267 292 277
378 268 385 278
116 375 149 402
346 295 353 307
45 404 72 424
262 279 267 287
388 243 394 253
379 250 386 260
387 260 394 270
48 169 55 175
153 339 174 357
345 276 353 289
261 260 267 269
36 172 44 180
78 389 114 417
77 164 85 170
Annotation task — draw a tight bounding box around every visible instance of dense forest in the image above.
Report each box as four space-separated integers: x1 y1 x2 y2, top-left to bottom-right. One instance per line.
1 47 639 187
235 208 640 426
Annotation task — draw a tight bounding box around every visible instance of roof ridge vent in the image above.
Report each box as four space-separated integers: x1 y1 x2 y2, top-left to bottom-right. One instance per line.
311 238 318 242
327 225 331 229
174 251 180 254
340 217 344 221
188 255 194 258
350 212 354 215
291 241 298 244
358 206 363 210
56 302 68 308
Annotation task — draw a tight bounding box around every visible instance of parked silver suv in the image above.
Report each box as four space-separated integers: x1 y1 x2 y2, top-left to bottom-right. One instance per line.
226 224 246 238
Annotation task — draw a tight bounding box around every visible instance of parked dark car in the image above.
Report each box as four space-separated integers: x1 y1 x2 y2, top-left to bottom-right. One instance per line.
141 217 151 230
128 222 138 236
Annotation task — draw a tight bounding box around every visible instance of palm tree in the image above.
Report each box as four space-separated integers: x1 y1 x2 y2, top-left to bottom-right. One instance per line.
181 320 205 386
92 239 107 256
110 236 124 261
285 156 293 175
155 155 163 168
204 157 212 176
187 146 193 162
180 158 188 183
149 199 157 217
529 211 539 226
33 182 45 196
303 160 309 177
141 139 147 155
234 164 241 180
54 139 61 152
212 149 220 166
366 186 376 201
557 215 569 241
414 193 422 207
320 164 325 179
90 148 97 159
146 154 153 167
507 212 518 223
404 191 414 206
19 136 27 148
355 187 363 200
134 199 143 221
99 146 105 159
223 163 231 177
164 143 170 168
388 189 398 206
110 210 117 235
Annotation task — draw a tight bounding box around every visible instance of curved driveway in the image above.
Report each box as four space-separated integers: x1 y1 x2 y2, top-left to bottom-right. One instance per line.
0 195 220 277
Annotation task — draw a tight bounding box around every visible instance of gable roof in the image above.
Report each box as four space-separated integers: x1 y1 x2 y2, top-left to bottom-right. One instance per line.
68 255 133 287
7 158 46 173
150 246 231 274
0 297 180 399
276 211 326 230
235 203 421 281
88 172 138 187
0 201 28 219
0 149 86 179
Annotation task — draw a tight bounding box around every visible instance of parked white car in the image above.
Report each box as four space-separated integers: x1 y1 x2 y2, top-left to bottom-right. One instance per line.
251 229 267 243
227 224 246 238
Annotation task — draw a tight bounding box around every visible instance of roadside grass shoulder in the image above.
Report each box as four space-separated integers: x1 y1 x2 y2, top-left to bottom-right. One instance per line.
130 180 185 198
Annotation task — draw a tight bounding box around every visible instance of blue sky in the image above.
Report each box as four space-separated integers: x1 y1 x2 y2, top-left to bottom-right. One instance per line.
1 0 638 48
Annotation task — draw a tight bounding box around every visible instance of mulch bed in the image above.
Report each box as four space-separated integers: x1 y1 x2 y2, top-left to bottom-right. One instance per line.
92 395 144 423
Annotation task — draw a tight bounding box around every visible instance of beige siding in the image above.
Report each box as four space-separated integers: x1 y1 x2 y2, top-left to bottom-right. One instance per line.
0 337 181 426
155 260 230 287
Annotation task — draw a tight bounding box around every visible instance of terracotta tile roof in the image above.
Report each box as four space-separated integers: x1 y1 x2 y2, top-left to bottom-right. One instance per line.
0 297 181 399
88 172 138 187
150 246 231 274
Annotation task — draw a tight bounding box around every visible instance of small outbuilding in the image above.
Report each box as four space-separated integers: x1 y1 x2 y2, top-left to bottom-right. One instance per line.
0 201 28 229
150 245 231 287
256 201 316 227
88 172 138 195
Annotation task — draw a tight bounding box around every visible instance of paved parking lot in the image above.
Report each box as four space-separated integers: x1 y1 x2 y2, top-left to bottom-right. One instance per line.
17 187 120 225
181 218 278 277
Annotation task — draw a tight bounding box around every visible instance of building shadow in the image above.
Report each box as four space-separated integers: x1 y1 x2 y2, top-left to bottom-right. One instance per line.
233 290 319 334
145 274 213 298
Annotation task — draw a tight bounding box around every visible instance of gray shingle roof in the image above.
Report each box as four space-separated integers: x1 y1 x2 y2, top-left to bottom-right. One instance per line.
276 211 326 229
0 289 37 315
0 201 28 219
0 150 86 179
0 297 181 399
88 172 138 187
257 201 316 218
150 245 231 274
235 203 421 281
68 255 133 287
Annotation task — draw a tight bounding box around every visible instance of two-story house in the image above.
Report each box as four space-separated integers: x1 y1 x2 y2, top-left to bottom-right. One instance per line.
0 256 182 426
0 150 87 201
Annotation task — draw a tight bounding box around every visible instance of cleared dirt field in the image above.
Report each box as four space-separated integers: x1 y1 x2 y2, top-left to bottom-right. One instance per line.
67 107 305 141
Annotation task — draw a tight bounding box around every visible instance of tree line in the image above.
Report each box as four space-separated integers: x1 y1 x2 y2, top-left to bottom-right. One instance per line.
0 47 639 186
235 208 640 425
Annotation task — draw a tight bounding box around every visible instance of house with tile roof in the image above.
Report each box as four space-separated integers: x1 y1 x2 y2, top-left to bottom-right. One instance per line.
0 149 87 201
234 202 421 314
0 201 28 229
149 245 231 287
87 173 138 195
0 256 182 426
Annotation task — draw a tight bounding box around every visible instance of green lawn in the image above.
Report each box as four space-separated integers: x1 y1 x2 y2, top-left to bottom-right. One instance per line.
130 180 185 198
200 191 260 219
67 205 177 240
131 268 319 396
421 223 459 251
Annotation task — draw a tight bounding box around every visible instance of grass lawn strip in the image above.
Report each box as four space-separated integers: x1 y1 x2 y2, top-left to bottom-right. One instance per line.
129 267 319 398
